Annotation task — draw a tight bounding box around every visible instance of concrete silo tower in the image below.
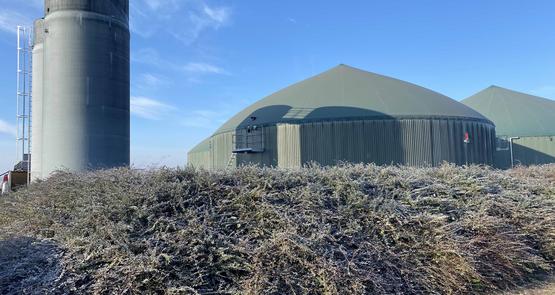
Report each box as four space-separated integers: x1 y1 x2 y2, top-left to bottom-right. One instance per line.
33 0 130 178
31 19 45 181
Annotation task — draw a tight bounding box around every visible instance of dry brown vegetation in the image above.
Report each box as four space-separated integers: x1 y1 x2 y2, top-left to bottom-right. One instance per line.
0 164 554 294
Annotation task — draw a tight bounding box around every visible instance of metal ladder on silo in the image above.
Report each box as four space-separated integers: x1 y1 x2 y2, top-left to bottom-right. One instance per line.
16 26 33 184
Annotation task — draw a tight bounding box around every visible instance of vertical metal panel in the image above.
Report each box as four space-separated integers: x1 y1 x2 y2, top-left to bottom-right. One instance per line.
432 119 451 165
489 125 497 164
494 149 511 169
396 119 433 166
31 19 44 181
187 139 212 169
447 120 457 163
473 122 480 163
187 151 211 168
211 132 233 169
277 124 301 168
42 2 130 177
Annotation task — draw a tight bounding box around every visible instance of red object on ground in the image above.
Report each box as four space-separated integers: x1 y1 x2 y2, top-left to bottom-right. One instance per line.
2 174 7 183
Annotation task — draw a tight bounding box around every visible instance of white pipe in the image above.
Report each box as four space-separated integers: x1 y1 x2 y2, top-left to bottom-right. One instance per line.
509 137 520 168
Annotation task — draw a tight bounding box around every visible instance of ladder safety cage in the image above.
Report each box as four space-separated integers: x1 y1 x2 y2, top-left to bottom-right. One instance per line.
16 26 33 184
232 125 265 154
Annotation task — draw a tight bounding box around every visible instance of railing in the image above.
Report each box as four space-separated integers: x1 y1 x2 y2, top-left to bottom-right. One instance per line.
233 126 265 153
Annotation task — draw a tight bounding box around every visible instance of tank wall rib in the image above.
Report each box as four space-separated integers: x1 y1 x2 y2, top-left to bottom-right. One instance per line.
277 124 301 168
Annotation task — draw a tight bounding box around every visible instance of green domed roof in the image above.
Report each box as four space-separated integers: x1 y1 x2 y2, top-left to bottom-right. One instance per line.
215 65 489 134
462 86 555 137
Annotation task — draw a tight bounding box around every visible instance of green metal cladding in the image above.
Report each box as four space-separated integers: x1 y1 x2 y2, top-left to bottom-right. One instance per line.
189 65 496 169
463 86 555 137
463 86 555 168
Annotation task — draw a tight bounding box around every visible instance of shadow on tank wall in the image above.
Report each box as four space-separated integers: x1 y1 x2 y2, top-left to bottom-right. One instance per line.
495 142 555 169
234 105 397 129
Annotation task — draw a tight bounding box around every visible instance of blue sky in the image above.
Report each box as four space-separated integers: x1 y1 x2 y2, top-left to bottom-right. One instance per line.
0 0 554 172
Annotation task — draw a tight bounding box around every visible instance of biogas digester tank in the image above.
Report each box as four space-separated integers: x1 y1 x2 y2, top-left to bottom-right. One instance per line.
36 0 130 178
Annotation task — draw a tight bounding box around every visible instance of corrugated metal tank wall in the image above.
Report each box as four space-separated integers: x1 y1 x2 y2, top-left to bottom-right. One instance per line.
41 0 130 177
495 136 555 168
513 137 555 165
188 149 212 169
187 139 212 169
31 19 44 181
189 118 495 169
210 132 234 169
297 119 495 166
